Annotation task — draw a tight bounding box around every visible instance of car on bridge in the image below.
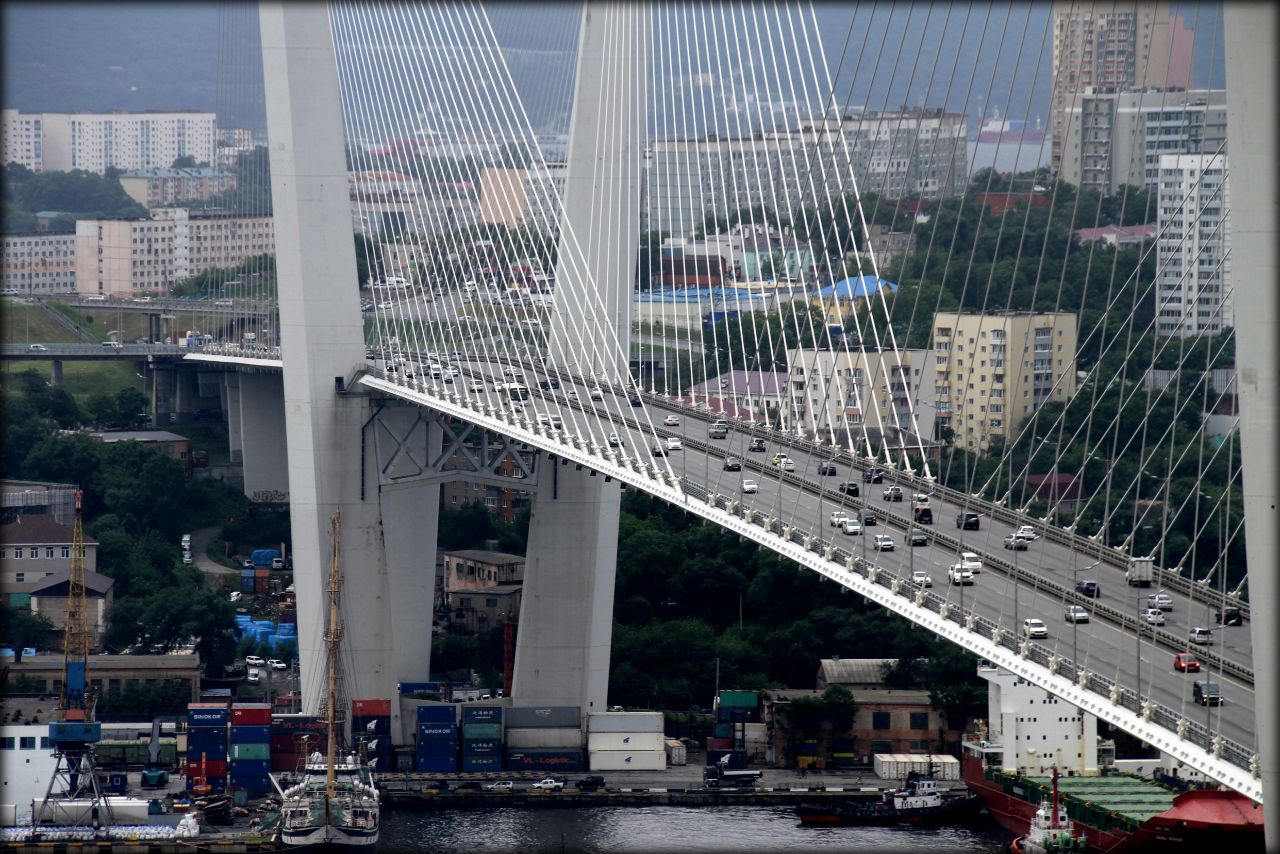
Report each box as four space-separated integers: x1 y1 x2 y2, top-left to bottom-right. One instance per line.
770 454 795 472
538 377 561 390
913 506 933 525
748 438 767 452
1064 605 1090 623
1142 607 1166 626
1022 618 1048 639
905 528 928 546
948 565 974 585
1173 652 1201 672
1188 627 1214 645
1148 591 1174 610
723 457 742 471
829 511 850 527
862 468 886 483
27 344 47 351
872 534 895 551
663 415 680 426
1193 681 1224 707
837 481 860 497
214 298 234 306
859 509 877 526
665 437 682 451
651 444 668 457
882 486 904 501
1003 534 1030 551
607 433 621 447
958 552 983 573
955 511 980 530
841 518 863 536
1075 579 1100 598
629 395 642 407
1014 525 1040 540
817 461 838 476
911 569 933 587
1216 607 1244 626
590 387 604 400
741 479 758 494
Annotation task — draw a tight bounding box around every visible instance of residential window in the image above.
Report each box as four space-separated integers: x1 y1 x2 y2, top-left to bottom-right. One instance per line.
486 598 498 608
13 548 22 559
872 711 892 730
61 547 69 558
910 712 929 730
46 547 54 558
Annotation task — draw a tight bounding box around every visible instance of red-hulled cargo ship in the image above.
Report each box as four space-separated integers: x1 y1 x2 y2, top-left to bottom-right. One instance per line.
961 737 1263 852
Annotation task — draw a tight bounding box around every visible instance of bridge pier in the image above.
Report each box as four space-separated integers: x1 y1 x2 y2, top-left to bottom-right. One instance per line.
513 463 620 711
237 373 290 501
49 360 63 387
222 373 244 464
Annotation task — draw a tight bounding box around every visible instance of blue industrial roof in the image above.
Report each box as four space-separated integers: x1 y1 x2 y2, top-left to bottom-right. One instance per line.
820 275 898 299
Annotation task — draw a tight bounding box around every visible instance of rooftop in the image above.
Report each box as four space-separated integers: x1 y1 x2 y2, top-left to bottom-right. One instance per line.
1 513 98 546
29 567 114 596
691 370 788 398
91 430 190 444
444 549 525 566
121 167 232 179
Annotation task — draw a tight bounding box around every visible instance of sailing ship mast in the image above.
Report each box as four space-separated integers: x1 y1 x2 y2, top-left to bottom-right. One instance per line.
324 510 343 817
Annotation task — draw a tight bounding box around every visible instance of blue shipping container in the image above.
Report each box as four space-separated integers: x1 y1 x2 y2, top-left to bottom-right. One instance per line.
461 723 501 740
351 715 391 735
461 738 502 756
461 755 503 772
416 755 458 773
229 759 270 776
461 705 504 724
417 723 457 740
277 623 296 635
401 682 441 695
713 722 732 739
230 725 271 743
504 749 584 772
229 775 273 793
188 728 229 746
415 705 456 724
187 776 227 794
417 740 457 758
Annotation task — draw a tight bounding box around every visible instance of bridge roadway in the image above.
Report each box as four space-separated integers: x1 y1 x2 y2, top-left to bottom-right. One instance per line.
421 357 1256 755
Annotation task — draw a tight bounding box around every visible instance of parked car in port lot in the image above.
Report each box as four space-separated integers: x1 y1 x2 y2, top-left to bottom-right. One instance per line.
245 655 265 667
530 777 565 792
485 781 514 792
576 775 606 791
268 658 288 670
1173 652 1201 672
1022 618 1048 639
1063 605 1090 623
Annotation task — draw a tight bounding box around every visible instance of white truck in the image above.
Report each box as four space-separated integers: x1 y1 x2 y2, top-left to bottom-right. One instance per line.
1126 556 1154 587
529 777 564 792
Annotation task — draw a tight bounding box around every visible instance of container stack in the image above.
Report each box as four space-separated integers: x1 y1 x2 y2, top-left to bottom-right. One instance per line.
830 738 856 768
416 705 458 773
460 705 504 773
186 702 228 793
240 568 256 594
228 703 272 795
270 714 325 773
743 722 769 764
712 689 758 768
586 712 666 772
504 707 583 773
254 567 271 594
796 739 820 770
351 698 394 772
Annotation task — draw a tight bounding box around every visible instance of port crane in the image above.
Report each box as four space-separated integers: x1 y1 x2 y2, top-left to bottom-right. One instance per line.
35 490 114 831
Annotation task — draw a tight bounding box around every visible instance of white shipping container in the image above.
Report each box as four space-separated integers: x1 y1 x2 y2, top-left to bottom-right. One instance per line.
871 753 960 781
504 727 583 749
587 731 665 752
588 749 667 771
33 798 152 825
587 712 664 733
664 739 687 766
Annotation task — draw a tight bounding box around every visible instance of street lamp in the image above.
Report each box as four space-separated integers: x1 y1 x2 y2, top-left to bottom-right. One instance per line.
1069 560 1101 671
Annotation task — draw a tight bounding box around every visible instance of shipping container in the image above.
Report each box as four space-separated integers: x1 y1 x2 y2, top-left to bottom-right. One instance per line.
186 776 226 794
460 755 503 772
228 775 272 793
716 706 757 723
400 681 441 695
270 753 302 773
254 567 270 578
503 727 582 750
712 723 732 739
271 714 324 733
705 749 745 769
228 759 270 777
587 732 664 752
240 577 257 594
186 704 229 726
717 690 758 708
351 698 392 717
586 712 664 733
231 705 273 725
416 754 458 773
705 737 732 751
184 758 228 778
351 715 391 736
230 742 271 761
460 705 504 724
461 738 502 756
230 725 271 743
664 739 687 766
415 704 457 724
460 722 502 741
254 577 270 595
587 749 666 771
504 749 585 772
416 723 458 740
48 721 101 743
416 740 457 758
872 754 961 781
505 706 581 729
186 742 227 761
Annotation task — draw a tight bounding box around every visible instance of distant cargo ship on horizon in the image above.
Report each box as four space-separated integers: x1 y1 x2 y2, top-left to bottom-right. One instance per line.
978 116 1046 144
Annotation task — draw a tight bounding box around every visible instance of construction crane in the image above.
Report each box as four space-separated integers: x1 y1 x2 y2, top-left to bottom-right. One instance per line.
35 490 114 832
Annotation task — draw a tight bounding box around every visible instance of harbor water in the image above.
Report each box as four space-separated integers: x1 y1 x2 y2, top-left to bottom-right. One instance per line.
380 805 1010 852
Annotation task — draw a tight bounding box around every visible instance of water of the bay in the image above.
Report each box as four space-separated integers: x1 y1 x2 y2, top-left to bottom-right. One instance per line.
380 805 1011 853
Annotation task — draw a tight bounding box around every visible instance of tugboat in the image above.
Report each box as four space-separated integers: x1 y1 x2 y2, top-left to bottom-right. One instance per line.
795 769 983 826
1012 768 1087 853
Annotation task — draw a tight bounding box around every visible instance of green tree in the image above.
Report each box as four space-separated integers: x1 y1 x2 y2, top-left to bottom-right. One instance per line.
0 605 56 661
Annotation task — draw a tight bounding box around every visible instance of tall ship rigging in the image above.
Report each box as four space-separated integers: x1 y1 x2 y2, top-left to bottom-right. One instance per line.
276 510 380 848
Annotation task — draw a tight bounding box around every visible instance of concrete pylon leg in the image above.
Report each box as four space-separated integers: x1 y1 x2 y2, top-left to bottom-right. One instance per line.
237 373 290 501
224 373 244 464
514 463 620 711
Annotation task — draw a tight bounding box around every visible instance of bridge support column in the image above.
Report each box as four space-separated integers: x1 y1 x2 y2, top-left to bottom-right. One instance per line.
152 365 176 426
1224 3 1277 836
237 373 290 501
514 463 619 711
49 360 63 387
223 373 244 464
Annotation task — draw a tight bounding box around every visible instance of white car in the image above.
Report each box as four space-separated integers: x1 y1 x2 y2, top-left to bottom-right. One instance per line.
181 554 192 565
245 655 265 667
911 569 933 587
959 552 983 573
607 433 621 447
247 669 261 684
1064 605 1090 623
469 380 485 392
566 389 578 400
1014 525 1040 541
485 781 514 792
666 437 682 451
663 415 680 426
741 479 759 494
529 777 564 792
1142 607 1166 626
28 343 47 351
1022 618 1048 639
872 534 895 551
268 659 288 671
841 518 863 536
948 565 974 585
589 388 604 400
829 510 850 527
1147 591 1174 610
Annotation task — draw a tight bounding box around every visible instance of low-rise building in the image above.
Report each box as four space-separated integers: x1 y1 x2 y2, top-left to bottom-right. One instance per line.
688 371 788 424
28 570 114 652
447 583 522 636
90 430 193 467
1074 223 1157 248
4 653 201 704
0 513 99 603
785 347 936 446
1 481 80 526
118 167 237 208
442 549 525 592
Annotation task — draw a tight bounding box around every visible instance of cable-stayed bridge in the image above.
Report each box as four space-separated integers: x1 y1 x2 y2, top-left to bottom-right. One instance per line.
169 1 1273 817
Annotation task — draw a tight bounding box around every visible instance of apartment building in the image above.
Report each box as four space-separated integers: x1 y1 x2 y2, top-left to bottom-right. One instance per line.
646 109 967 240
477 163 566 233
931 312 1078 453
119 167 237 208
1 232 77 294
0 514 99 599
784 347 937 446
2 109 217 173
1059 89 1228 195
74 208 273 297
1155 153 1231 338
1049 1 1186 174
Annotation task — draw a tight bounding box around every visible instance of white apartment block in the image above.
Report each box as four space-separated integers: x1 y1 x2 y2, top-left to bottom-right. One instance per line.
75 209 273 297
1155 153 1231 338
1059 89 1227 196
2 232 77 294
646 109 967 240
931 312 1078 454
2 110 217 174
784 347 937 447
